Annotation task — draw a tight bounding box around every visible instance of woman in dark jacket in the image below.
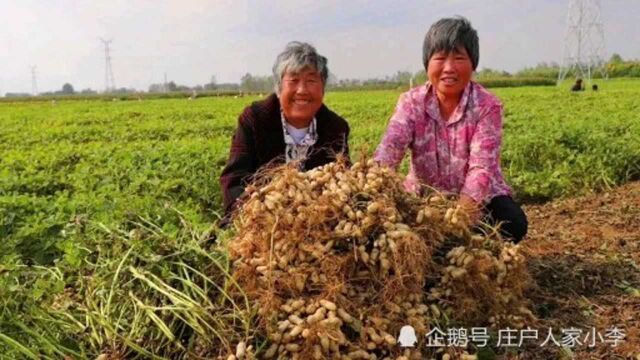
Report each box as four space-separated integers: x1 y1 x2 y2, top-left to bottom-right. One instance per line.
219 42 350 224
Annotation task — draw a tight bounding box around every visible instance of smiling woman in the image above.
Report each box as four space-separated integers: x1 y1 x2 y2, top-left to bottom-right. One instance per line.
374 16 528 243
219 42 350 225
279 69 324 128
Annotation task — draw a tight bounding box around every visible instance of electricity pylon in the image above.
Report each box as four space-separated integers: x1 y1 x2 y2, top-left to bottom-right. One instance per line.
31 65 38 96
557 0 607 84
100 38 116 92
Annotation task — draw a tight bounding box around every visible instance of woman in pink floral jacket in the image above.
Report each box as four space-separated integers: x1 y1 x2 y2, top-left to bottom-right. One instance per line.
374 16 527 242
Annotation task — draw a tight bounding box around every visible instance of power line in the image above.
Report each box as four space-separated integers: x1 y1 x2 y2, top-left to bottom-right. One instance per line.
558 0 607 84
100 38 116 92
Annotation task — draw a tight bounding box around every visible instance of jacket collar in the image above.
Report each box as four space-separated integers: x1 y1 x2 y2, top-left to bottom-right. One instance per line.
424 82 472 125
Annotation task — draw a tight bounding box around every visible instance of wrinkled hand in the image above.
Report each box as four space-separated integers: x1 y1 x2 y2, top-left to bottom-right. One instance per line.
456 194 482 226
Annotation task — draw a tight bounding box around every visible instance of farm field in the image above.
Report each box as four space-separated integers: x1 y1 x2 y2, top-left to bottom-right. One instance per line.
1 79 640 358
522 180 640 359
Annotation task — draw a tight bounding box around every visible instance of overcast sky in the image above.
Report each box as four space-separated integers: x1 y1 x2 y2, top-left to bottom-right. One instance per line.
1 0 639 94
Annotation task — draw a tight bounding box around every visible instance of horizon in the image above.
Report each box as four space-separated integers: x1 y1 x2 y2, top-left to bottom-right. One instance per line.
1 0 639 94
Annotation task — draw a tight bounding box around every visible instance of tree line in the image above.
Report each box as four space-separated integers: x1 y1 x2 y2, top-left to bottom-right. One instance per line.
493 53 640 79
4 54 640 97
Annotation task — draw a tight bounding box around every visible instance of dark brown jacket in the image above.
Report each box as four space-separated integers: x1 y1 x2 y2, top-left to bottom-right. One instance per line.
219 94 350 222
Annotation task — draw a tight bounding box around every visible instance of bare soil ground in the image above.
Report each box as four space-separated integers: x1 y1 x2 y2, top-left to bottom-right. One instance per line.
519 181 640 359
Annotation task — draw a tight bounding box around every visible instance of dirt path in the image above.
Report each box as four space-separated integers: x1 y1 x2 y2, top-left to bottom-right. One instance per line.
520 182 640 359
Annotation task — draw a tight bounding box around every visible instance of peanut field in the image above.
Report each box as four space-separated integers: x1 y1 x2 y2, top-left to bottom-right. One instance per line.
1 79 639 359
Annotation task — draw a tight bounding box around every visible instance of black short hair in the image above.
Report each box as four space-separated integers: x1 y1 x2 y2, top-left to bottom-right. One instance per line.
422 16 479 70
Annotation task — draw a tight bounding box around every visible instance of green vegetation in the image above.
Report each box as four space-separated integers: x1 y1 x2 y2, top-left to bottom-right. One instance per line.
606 61 640 78
476 77 555 87
495 81 640 200
0 90 247 103
1 79 639 357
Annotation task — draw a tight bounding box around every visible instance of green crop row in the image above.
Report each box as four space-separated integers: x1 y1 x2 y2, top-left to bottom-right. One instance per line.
2 80 639 265
476 77 556 88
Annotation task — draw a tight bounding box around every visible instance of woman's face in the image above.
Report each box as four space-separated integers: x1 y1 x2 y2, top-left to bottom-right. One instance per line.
279 67 324 126
427 46 474 100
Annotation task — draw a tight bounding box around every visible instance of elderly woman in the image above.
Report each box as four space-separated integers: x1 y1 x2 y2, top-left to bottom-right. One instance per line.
220 42 350 223
374 17 527 242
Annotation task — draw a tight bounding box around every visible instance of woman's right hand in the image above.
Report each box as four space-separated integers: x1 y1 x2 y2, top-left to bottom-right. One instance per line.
456 194 482 225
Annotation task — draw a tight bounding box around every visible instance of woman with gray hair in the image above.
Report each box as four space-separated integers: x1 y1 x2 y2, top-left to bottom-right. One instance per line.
220 41 350 224
374 17 527 242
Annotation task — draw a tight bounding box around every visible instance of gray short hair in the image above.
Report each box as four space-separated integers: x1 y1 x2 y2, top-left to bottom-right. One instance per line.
272 41 329 95
422 16 479 70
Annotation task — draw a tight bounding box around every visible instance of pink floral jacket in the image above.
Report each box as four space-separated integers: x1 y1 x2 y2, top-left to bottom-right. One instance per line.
374 81 512 204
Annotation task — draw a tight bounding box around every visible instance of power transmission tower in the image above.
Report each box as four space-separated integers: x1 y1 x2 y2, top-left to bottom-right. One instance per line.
163 72 168 93
557 0 607 85
100 38 116 92
30 65 38 96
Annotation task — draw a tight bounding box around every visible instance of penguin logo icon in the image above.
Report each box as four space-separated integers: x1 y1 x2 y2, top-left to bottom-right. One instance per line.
397 325 417 347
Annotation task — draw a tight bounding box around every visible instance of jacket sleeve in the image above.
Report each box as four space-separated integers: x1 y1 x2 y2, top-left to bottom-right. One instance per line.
373 92 414 170
341 122 351 164
461 104 503 204
219 109 258 220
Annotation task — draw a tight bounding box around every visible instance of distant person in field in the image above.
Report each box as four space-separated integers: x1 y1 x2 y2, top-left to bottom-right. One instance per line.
219 41 350 226
571 78 585 91
374 16 527 243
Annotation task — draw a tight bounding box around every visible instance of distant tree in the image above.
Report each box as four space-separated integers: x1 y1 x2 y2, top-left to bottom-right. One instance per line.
606 57 640 78
216 83 240 91
204 75 217 90
5 92 31 98
113 88 137 94
515 62 560 79
240 73 254 92
327 72 339 86
80 88 97 94
149 81 198 93
61 83 75 94
475 68 512 79
240 73 273 93
148 84 164 93
390 71 413 84
413 71 427 85
609 53 623 64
